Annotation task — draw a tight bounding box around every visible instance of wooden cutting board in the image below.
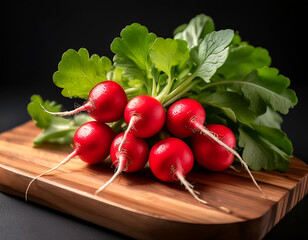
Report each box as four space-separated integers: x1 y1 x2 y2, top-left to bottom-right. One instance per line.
0 121 307 240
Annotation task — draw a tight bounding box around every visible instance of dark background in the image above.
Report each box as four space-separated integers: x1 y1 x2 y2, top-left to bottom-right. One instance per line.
1 0 307 239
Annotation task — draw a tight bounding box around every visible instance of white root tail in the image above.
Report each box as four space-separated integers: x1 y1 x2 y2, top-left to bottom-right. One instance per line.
95 155 126 195
25 151 77 201
175 171 231 213
195 122 266 198
40 102 92 116
229 165 242 173
117 115 138 152
95 116 138 196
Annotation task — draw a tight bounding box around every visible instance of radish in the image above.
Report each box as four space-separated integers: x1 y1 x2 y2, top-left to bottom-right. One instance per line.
123 95 166 139
149 137 194 182
166 98 264 196
25 121 115 201
95 132 149 194
148 137 230 212
191 124 236 171
43 81 127 123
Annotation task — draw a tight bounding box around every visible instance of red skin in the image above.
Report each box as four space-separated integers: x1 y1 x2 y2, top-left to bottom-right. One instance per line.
86 81 127 123
124 95 166 138
73 121 115 164
166 98 205 138
149 137 194 182
110 132 149 172
191 124 236 171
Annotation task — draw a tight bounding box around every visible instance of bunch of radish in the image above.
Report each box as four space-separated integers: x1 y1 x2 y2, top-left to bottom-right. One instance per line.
26 80 264 212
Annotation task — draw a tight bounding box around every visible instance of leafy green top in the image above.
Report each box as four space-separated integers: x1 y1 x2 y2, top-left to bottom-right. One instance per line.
53 48 111 99
27 95 92 145
28 13 298 171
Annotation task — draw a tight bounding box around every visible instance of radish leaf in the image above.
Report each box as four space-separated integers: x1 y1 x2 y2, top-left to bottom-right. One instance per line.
150 38 189 78
253 107 283 129
191 29 234 83
150 38 190 101
217 41 271 79
174 14 215 49
111 23 157 94
53 48 111 99
251 124 293 156
27 95 92 145
27 95 62 129
193 90 257 124
231 67 297 115
33 114 91 146
239 126 291 171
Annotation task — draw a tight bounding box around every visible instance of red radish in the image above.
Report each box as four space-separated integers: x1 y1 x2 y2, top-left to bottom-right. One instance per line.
95 132 149 194
166 98 206 138
124 95 166 139
25 121 115 201
191 124 236 171
43 81 127 123
148 137 229 212
166 98 264 196
149 137 194 182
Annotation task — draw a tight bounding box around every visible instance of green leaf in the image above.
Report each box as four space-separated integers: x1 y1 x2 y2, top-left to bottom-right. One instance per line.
150 38 190 77
111 23 157 93
33 114 92 145
234 67 298 114
27 95 62 129
253 107 283 129
238 126 291 171
191 29 234 83
27 94 93 145
192 90 257 123
173 24 187 36
252 124 293 156
230 31 242 45
33 117 73 145
174 14 215 49
217 41 271 79
53 48 111 99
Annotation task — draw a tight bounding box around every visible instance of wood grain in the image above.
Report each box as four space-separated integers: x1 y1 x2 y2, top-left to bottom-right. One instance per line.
0 121 307 240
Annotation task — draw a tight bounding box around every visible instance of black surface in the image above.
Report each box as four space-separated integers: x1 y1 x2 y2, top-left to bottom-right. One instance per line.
1 0 308 239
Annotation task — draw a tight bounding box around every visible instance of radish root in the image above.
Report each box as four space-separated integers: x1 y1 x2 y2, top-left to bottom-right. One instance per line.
229 165 242 173
175 171 231 213
95 155 126 195
40 101 92 116
25 150 77 201
117 115 139 152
